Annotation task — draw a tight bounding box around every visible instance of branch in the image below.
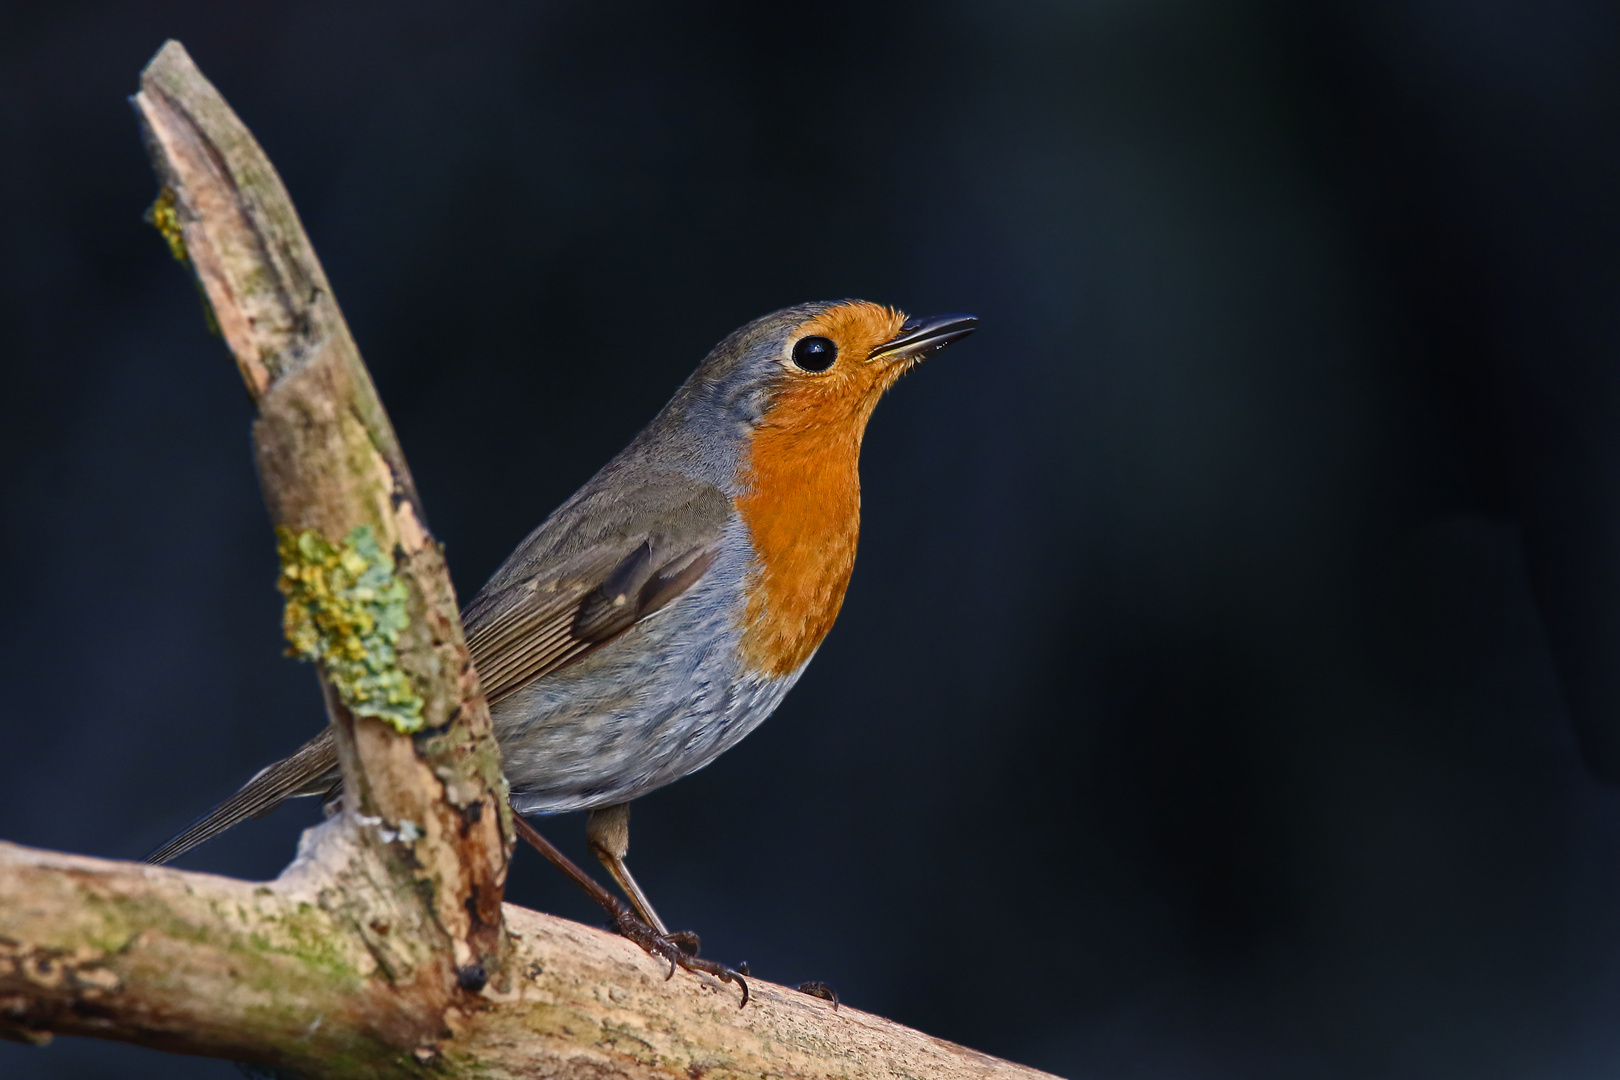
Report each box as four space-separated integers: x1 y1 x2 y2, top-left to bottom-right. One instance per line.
133 36 513 999
0 838 1049 1079
0 39 1059 1079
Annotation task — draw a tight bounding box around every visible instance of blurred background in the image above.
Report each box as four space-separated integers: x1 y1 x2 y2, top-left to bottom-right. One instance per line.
3 1 1620 1076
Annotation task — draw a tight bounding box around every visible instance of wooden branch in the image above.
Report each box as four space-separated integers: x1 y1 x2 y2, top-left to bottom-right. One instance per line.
132 37 512 1002
0 38 1058 1079
0 839 1053 1079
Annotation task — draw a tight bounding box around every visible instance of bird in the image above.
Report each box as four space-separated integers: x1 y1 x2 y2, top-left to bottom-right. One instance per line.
148 299 977 990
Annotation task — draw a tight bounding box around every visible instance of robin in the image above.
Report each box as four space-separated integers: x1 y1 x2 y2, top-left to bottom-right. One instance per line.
148 299 977 998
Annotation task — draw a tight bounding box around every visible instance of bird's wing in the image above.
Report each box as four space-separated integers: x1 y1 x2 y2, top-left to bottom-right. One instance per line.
147 473 732 866
461 469 733 703
464 537 719 704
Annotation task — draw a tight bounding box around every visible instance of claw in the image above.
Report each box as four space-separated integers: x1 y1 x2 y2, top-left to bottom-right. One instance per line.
713 964 749 1009
797 981 839 1010
610 907 747 1006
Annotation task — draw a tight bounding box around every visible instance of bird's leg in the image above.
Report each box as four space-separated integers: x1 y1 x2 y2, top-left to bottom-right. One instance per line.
585 803 665 932
585 803 699 954
509 809 747 1007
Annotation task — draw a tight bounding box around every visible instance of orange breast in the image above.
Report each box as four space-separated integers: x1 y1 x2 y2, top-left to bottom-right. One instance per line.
734 301 907 679
736 417 863 679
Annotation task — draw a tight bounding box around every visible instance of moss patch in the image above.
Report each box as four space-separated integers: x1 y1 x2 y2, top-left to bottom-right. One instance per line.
278 525 424 733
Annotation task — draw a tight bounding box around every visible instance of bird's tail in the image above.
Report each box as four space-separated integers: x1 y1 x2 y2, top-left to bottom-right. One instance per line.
145 728 341 865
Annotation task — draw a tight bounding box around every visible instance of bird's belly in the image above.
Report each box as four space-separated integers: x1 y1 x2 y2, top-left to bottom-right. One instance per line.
494 543 802 814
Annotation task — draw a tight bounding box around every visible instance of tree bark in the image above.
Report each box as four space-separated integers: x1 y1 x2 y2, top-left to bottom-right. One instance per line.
0 40 1058 1080
0 836 1049 1079
133 32 514 1035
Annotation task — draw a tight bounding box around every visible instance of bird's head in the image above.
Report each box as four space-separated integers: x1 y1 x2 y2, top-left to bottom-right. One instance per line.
669 300 978 448
755 300 979 431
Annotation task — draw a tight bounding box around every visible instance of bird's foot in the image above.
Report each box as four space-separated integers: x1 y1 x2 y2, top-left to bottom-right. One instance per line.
797 980 839 1009
610 909 748 1008
507 813 746 1006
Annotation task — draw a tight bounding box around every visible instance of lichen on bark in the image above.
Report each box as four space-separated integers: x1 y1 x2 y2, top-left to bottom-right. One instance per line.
144 187 187 261
278 524 425 733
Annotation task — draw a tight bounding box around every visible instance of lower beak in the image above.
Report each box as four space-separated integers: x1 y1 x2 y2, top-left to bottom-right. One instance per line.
868 313 979 363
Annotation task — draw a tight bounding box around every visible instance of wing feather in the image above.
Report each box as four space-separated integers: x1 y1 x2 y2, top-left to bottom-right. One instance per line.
465 538 718 704
145 729 339 864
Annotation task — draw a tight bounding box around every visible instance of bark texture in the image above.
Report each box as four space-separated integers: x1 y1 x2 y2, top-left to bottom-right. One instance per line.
0 836 1053 1079
0 39 1058 1080
134 36 514 1005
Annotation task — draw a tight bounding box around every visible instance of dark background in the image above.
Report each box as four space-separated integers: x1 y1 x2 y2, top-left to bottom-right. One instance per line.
3 1 1620 1076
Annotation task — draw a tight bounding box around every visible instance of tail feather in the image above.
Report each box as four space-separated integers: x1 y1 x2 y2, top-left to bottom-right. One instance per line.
145 728 341 865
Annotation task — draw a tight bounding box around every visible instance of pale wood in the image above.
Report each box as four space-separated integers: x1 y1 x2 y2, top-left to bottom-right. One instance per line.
0 38 1058 1079
0 837 1057 1079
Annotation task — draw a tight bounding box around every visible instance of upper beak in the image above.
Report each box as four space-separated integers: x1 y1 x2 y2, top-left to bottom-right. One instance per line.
868 312 979 363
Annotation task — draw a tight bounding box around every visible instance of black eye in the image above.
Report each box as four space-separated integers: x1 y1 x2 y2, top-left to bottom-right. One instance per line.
791 336 837 372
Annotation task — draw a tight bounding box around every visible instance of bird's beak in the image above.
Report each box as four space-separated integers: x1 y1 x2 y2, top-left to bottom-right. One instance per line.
868 313 979 363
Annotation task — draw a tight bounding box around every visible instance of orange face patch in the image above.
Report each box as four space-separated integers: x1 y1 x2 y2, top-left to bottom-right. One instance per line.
735 301 912 678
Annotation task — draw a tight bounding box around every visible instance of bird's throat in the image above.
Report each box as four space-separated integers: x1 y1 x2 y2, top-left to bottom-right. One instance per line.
735 409 865 680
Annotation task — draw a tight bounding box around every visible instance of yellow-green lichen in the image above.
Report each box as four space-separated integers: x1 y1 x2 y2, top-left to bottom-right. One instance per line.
144 187 187 262
145 186 222 336
277 524 424 733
